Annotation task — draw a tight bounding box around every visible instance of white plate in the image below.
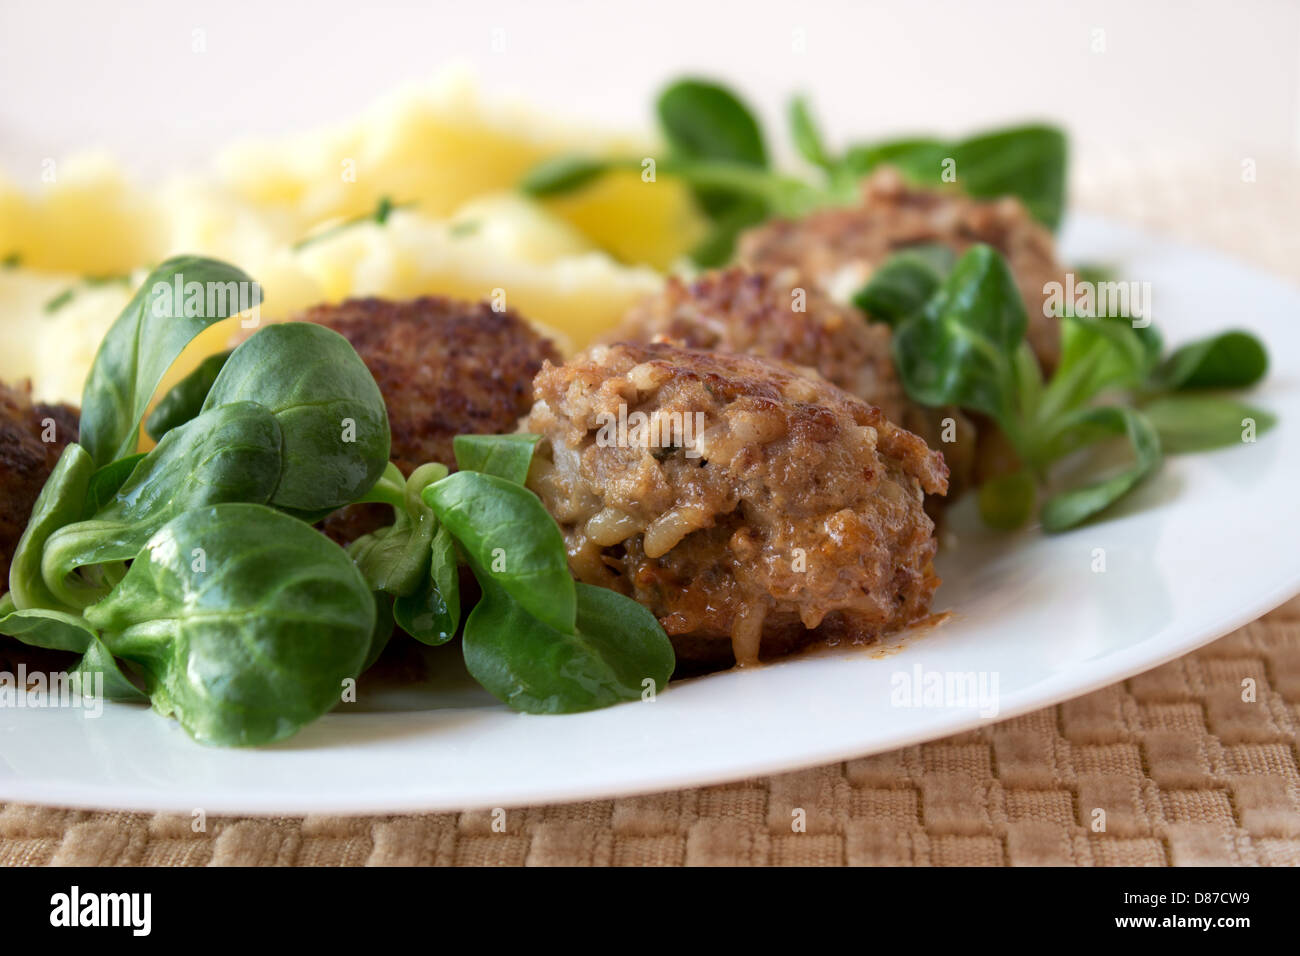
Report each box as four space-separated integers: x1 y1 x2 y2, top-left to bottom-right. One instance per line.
2 215 1298 815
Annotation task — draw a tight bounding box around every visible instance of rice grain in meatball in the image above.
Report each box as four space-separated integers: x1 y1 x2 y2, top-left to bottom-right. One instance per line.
523 342 948 669
613 266 978 502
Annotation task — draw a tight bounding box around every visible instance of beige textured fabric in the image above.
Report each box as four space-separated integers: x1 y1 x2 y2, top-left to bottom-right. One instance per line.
2 159 1297 867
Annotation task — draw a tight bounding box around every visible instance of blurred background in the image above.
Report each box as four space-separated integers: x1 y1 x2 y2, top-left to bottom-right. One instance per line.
3 0 1297 176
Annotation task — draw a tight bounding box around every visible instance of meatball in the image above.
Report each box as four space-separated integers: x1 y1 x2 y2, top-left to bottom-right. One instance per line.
522 342 948 669
289 296 561 543
296 296 562 474
738 166 1068 372
613 266 977 503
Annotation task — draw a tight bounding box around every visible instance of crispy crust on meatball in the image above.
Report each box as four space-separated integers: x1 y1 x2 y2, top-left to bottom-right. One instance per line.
738 166 1067 371
523 342 947 668
290 296 561 543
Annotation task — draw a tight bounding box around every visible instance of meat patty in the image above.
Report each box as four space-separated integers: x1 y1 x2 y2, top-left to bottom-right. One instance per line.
290 296 561 543
613 266 978 504
297 296 562 473
522 341 948 669
738 166 1068 372
0 381 79 586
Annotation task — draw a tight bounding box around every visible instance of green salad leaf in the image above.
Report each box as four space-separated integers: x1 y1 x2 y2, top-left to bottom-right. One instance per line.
348 462 447 597
1035 315 1154 425
79 256 260 468
452 433 540 484
841 137 948 183
83 453 147 518
657 78 770 258
426 523 461 640
1148 330 1269 391
519 80 1070 272
977 471 1037 531
845 125 1067 229
423 471 575 635
393 571 458 647
74 636 149 701
7 444 95 611
1039 406 1162 532
202 322 390 511
347 460 465 647
891 244 1029 431
883 244 1180 531
657 78 768 172
85 503 375 746
145 349 232 442
41 402 283 607
788 95 832 171
1141 394 1277 454
853 245 955 326
0 604 97 652
0 606 146 701
361 590 395 673
462 579 674 714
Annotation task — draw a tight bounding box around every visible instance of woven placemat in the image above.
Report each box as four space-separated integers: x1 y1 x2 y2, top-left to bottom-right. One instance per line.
2 157 1297 867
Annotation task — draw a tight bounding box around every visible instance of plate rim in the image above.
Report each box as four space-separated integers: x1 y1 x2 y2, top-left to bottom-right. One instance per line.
2 212 1299 815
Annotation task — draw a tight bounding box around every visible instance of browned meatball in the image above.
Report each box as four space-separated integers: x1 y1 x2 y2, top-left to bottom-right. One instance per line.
523 342 948 669
297 296 562 473
289 297 561 543
738 166 1068 372
613 266 978 504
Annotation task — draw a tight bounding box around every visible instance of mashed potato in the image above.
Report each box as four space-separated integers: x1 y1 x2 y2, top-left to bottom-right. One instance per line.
0 70 705 404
